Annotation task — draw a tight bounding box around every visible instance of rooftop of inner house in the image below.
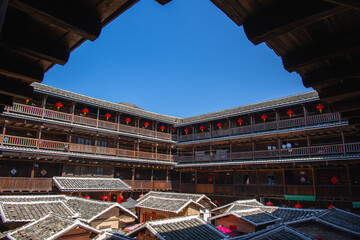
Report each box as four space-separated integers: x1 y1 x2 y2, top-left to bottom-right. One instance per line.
0 195 137 225
31 83 319 126
126 215 228 240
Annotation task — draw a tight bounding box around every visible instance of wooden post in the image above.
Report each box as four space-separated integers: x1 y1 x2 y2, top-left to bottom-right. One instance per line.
210 123 212 138
94 135 98 155
166 169 169 189
341 130 346 155
151 168 154 190
229 141 232 161
132 167 135 189
256 169 260 198
282 168 286 195
137 140 140 159
192 126 195 141
346 164 353 201
252 140 255 160
228 119 232 136
108 192 111 202
30 161 35 191
250 114 254 132
311 167 316 196
70 103 75 123
307 135 311 156
278 138 281 158
302 104 308 126
1 120 7 146
96 108 99 128
155 143 158 160
41 95 48 118
192 146 195 163
36 128 42 149
0 0 9 34
275 110 280 130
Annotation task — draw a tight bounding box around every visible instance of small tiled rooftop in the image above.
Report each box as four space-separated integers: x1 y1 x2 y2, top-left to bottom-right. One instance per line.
53 176 132 192
127 215 227 240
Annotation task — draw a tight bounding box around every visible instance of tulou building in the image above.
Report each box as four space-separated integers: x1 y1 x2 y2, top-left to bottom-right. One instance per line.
0 83 359 210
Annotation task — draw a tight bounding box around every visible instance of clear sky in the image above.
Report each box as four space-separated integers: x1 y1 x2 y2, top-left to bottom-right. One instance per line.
43 0 310 118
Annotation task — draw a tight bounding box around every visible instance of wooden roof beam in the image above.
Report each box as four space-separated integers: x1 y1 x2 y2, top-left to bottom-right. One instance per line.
324 0 360 10
318 79 360 103
243 0 346 45
329 98 360 113
0 93 13 107
282 32 360 72
0 51 44 83
0 79 33 99
9 0 102 41
302 60 360 88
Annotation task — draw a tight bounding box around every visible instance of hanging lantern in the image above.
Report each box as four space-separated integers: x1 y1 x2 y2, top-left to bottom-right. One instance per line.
105 113 111 120
144 122 149 128
125 117 131 124
117 195 124 203
217 123 222 129
184 128 189 134
328 205 335 209
55 102 63 110
295 204 302 208
25 99 30 104
82 108 89 116
316 104 324 113
237 119 244 126
172 128 176 133
160 126 166 132
101 195 108 201
266 202 274 206
200 126 205 132
139 194 144 198
83 195 90 199
287 110 294 118
214 201 221 207
261 114 268 122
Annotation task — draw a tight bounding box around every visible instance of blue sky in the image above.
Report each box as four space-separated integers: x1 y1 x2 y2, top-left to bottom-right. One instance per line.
43 0 310 118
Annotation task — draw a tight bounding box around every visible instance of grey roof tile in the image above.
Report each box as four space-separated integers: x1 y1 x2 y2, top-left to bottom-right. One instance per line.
135 196 203 213
315 208 360 234
127 215 227 240
120 197 138 210
53 176 132 192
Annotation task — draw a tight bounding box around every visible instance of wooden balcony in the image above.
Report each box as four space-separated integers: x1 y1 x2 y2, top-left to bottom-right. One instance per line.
5 103 173 140
178 113 342 142
235 185 258 196
123 180 176 191
259 184 284 197
286 185 314 195
0 177 52 192
214 184 234 195
177 142 360 163
195 184 214 194
316 185 350 200
0 135 174 162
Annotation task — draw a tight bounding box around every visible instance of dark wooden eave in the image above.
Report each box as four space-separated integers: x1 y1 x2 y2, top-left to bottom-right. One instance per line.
210 0 360 129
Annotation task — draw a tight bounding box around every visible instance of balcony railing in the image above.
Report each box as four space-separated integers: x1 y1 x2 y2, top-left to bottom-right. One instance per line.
178 113 342 142
5 103 172 140
0 135 174 162
177 142 360 163
0 177 53 192
122 180 177 190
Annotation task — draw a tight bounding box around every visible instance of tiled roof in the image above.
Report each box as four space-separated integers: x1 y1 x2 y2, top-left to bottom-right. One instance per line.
136 196 204 214
230 224 314 240
127 215 227 240
138 191 217 208
0 201 77 223
212 199 263 213
314 208 360 235
5 214 101 240
209 208 280 226
95 232 136 240
53 176 132 192
0 195 137 224
120 197 138 210
32 83 181 124
179 91 319 126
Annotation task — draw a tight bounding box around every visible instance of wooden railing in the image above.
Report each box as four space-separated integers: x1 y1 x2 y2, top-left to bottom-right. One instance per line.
5 103 172 140
0 135 174 162
178 113 342 142
123 180 174 190
0 177 52 192
177 142 360 163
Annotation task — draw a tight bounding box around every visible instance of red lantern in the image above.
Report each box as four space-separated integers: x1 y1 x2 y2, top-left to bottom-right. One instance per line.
316 104 324 113
25 99 30 104
184 128 189 134
200 126 205 132
214 201 221 207
101 195 108 201
295 204 302 208
144 122 149 128
55 102 63 110
172 128 176 133
160 126 166 132
83 195 90 199
82 108 89 116
328 205 335 209
237 119 244 126
117 195 124 203
287 110 294 118
125 118 131 124
217 123 222 129
266 202 274 206
261 114 268 122
105 113 111 120
139 194 144 198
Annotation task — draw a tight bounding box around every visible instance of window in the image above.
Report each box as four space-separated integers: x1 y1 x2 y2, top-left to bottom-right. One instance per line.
96 167 103 176
267 175 274 185
243 175 250 185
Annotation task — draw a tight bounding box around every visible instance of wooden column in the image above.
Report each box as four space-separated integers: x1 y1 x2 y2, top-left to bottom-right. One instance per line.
166 169 169 189
192 146 195 163
155 143 158 160
307 135 311 156
94 135 98 155
108 192 112 202
278 138 281 158
282 168 286 195
131 167 135 189
341 130 346 155
0 0 8 33
96 107 100 128
275 110 280 129
346 164 353 201
137 140 140 159
116 113 121 131
192 126 195 141
256 169 260 197
1 120 7 145
228 119 232 136
252 140 255 160
70 103 76 123
311 167 316 196
30 161 36 191
210 123 213 138
36 127 42 149
302 104 308 126
229 141 232 161
150 168 154 190
249 114 254 132
41 95 48 118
